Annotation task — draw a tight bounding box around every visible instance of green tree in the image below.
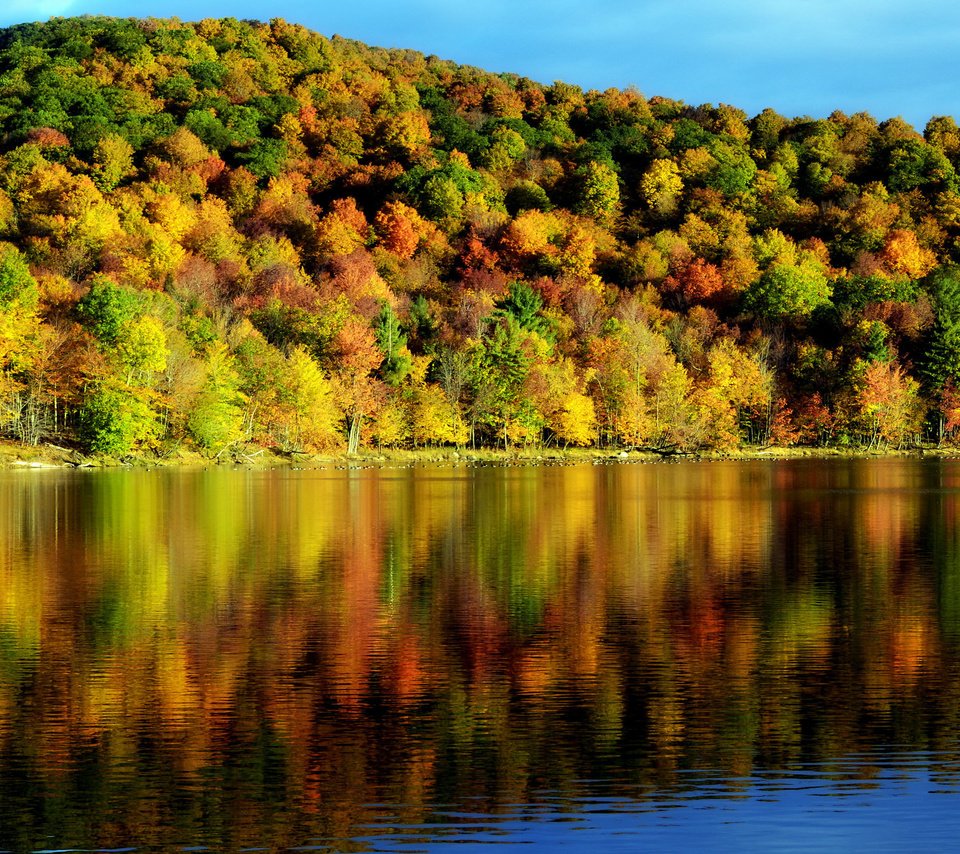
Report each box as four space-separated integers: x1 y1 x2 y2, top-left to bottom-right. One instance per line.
188 342 246 454
80 386 161 456
706 139 757 196
574 160 620 223
0 244 38 311
746 260 831 319
374 302 412 386
469 315 541 448
496 280 553 341
923 267 960 388
76 277 141 344
116 316 168 385
922 266 960 439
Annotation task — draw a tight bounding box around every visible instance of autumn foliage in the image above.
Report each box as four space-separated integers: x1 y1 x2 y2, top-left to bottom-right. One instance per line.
2 15 960 455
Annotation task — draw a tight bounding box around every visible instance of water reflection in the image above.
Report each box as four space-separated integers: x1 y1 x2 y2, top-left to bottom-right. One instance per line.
0 459 959 849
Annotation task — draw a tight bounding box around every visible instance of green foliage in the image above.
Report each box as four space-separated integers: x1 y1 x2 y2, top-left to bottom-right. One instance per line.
236 138 287 179
250 297 350 363
573 160 620 222
669 118 714 152
496 280 553 342
505 181 552 214
746 262 832 319
922 266 960 391
833 275 919 312
188 342 245 454
408 295 437 352
116 316 168 384
472 314 539 444
80 386 160 456
75 277 141 345
397 153 503 225
885 140 958 194
187 60 228 91
0 243 37 310
374 302 412 386
706 139 757 196
416 86 488 160
180 313 218 353
184 109 232 150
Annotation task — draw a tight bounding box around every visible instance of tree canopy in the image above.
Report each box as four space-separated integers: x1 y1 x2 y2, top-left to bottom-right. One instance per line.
1 15 960 455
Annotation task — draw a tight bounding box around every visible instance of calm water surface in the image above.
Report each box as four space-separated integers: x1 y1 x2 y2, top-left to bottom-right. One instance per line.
3 458 960 851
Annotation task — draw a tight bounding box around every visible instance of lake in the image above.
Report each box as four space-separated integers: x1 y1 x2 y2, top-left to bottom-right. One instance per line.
2 457 960 851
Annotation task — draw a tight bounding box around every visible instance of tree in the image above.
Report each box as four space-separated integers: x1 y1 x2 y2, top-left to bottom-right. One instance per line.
706 139 757 197
655 362 702 450
0 246 42 440
468 315 539 448
331 318 384 454
856 361 922 448
80 385 161 456
746 259 831 319
91 133 135 191
0 244 38 311
316 197 368 259
555 391 596 446
409 371 467 447
76 277 141 344
497 280 553 341
374 200 423 260
374 302 412 385
115 316 168 385
574 160 620 223
271 346 341 451
188 343 246 455
641 158 683 217
922 265 960 393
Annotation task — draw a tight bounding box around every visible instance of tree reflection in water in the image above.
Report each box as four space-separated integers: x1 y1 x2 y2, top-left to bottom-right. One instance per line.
0 458 958 849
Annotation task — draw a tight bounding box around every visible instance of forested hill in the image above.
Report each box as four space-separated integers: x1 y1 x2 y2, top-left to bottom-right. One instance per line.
1 16 959 458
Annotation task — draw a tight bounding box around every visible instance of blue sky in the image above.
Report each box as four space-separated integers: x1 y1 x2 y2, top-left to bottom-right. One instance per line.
1 0 957 130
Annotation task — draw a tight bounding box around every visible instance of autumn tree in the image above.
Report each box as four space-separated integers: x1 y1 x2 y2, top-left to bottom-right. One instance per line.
574 160 620 223
188 342 246 455
855 360 923 448
330 317 384 454
0 244 41 439
269 346 342 451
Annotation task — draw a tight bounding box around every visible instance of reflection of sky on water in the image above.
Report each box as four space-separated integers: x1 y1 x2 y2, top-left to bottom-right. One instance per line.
351 755 960 852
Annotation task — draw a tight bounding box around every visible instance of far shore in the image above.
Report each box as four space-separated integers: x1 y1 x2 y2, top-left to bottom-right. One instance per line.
2 440 960 471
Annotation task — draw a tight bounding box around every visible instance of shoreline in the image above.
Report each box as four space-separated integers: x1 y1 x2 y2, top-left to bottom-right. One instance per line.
2 440 959 471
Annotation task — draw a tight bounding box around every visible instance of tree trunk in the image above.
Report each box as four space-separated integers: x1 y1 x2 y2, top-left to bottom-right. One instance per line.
347 415 362 454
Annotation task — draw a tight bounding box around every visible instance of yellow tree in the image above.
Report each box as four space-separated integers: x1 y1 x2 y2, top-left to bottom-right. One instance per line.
271 346 342 451
188 342 247 455
315 197 369 260
404 356 467 447
555 391 597 446
641 158 683 217
115 316 168 386
655 362 703 450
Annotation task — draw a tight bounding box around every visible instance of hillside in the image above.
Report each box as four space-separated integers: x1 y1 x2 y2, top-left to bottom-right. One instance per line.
1 15 959 457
